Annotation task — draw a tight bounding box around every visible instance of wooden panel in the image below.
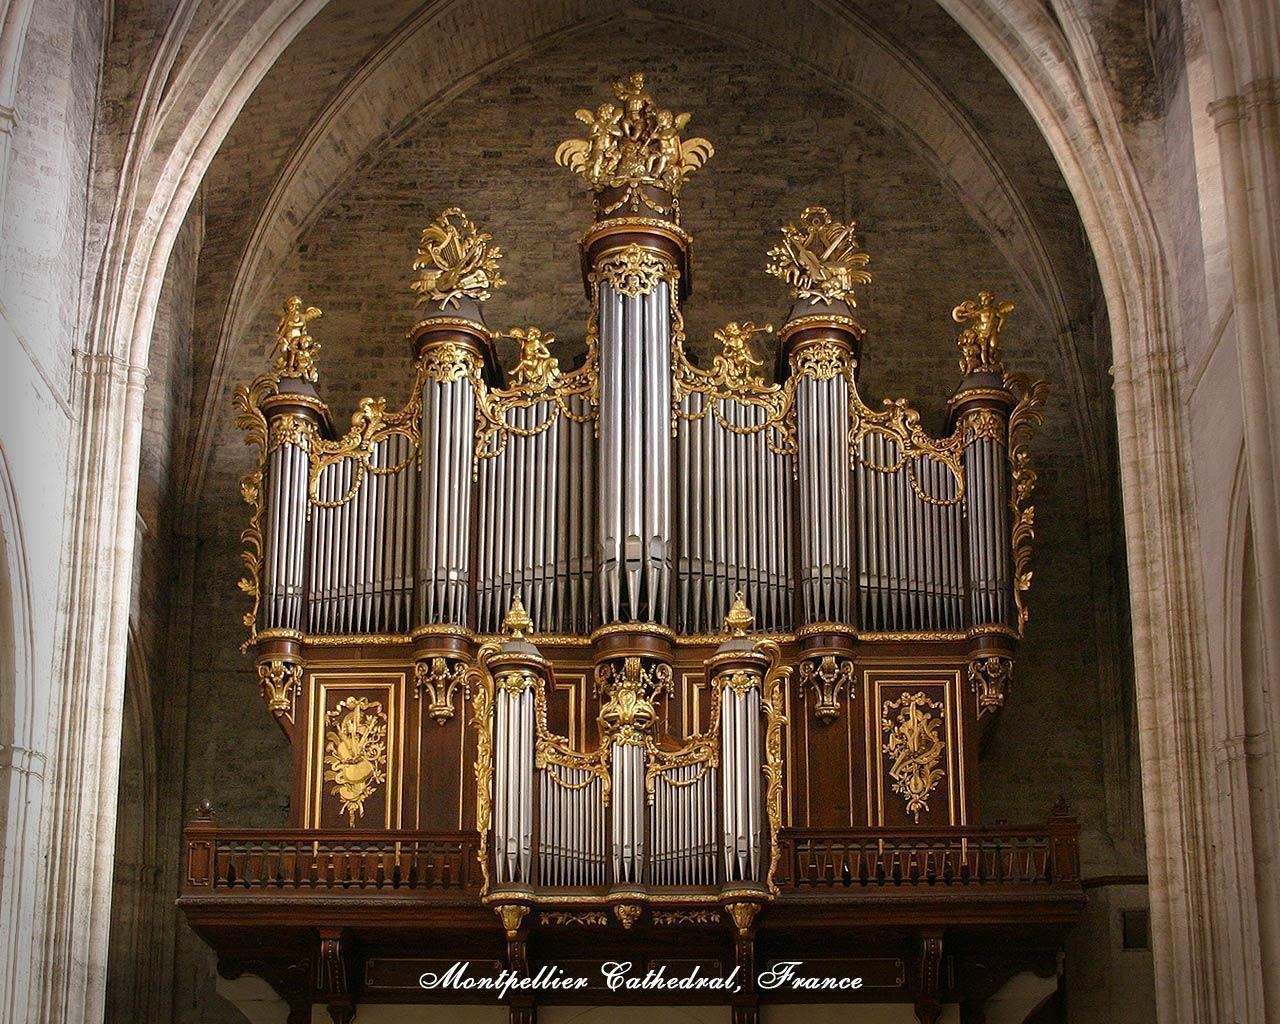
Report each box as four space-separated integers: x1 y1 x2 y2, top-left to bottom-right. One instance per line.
866 669 964 829
305 670 406 829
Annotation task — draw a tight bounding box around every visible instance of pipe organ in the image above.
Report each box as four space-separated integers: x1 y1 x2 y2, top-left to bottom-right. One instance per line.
197 72 1074 1024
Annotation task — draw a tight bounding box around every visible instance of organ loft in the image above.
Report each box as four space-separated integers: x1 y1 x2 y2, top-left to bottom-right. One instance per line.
180 73 1080 1023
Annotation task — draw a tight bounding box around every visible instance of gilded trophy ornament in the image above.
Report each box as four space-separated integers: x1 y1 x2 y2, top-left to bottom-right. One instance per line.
323 696 389 827
410 207 506 310
271 296 323 382
952 290 1014 376
881 692 946 823
765 207 873 306
555 72 714 215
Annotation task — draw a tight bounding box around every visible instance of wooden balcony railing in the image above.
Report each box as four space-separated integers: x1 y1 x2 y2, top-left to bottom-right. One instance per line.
775 821 1080 891
182 815 1078 899
183 825 483 894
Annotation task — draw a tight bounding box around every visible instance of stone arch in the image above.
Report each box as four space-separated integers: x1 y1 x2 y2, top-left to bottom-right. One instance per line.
61 3 1209 1023
0 440 41 1023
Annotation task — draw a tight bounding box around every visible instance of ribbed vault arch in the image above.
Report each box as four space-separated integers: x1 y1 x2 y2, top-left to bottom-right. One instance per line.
183 0 1086 511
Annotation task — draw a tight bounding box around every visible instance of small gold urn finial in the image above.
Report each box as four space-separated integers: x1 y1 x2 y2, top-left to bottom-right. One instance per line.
501 597 533 640
724 591 754 637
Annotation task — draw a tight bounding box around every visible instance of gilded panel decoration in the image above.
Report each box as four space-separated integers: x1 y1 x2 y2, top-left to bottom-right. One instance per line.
324 696 389 827
880 691 946 824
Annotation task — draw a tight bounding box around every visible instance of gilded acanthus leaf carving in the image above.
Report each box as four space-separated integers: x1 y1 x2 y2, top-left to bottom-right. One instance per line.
1004 371 1050 633
323 696 389 827
881 691 946 823
410 207 505 310
765 207 872 307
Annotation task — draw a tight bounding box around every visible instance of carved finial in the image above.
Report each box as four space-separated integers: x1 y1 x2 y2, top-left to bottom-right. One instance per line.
724 592 754 637
952 290 1013 376
197 799 214 820
555 72 714 216
765 207 872 307
271 295 323 382
502 597 533 639
502 326 561 390
410 207 505 310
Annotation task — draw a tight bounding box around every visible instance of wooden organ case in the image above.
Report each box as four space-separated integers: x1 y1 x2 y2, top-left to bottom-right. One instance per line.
181 73 1082 1024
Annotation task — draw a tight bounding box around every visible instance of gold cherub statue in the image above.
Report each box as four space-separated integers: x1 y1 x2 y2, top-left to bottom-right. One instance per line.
504 327 561 390
271 296 322 382
952 290 1014 376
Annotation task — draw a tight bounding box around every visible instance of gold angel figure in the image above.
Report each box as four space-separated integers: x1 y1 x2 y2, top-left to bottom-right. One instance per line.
711 322 772 389
555 72 714 202
504 326 561 390
952 290 1013 376
271 296 322 382
765 207 873 306
410 207 505 310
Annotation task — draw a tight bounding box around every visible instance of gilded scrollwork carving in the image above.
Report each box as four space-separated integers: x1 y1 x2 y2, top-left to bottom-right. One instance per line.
596 656 673 747
952 290 1013 377
232 377 271 650
672 317 797 456
257 658 302 722
555 72 714 216
765 207 873 307
758 639 790 895
420 340 484 384
271 296 323 382
473 319 598 467
540 911 609 927
410 207 505 310
592 243 676 298
1005 371 1050 634
881 692 946 824
653 909 722 926
465 641 501 893
789 338 852 382
848 394 966 507
968 655 1013 717
323 696 389 827
799 654 855 724
613 903 643 929
414 657 469 725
